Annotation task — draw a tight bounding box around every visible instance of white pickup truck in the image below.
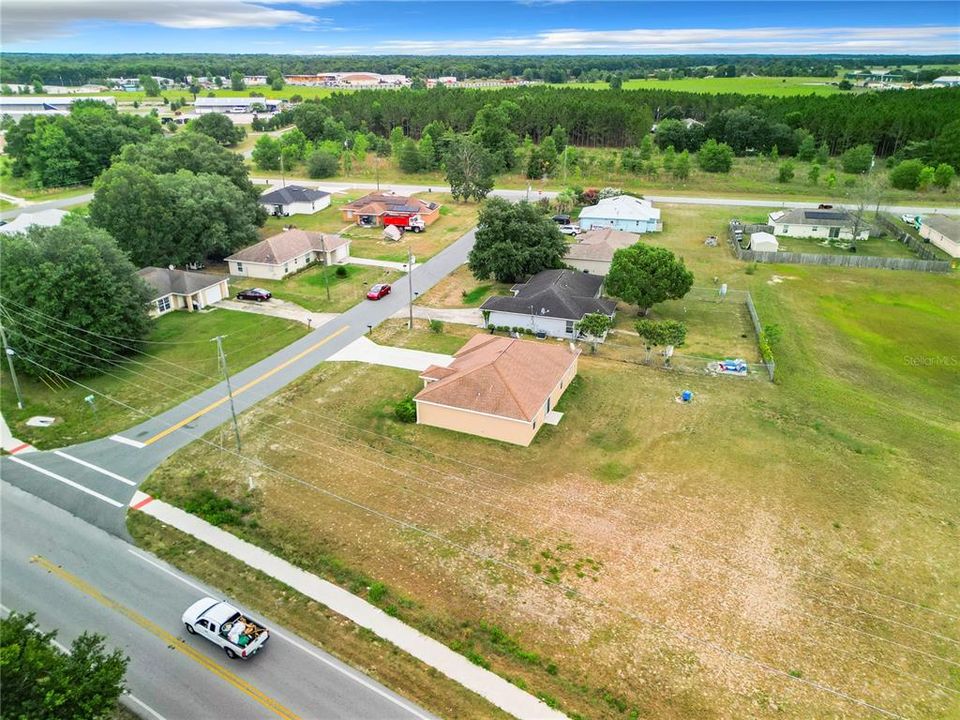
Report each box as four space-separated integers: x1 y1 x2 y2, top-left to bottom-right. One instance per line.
182 597 270 659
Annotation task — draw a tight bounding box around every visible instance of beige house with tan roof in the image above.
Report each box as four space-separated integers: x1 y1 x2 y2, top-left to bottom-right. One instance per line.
564 227 640 275
225 229 350 280
415 335 580 447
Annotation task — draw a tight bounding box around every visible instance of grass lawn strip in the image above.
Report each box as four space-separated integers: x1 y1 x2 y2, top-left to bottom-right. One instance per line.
128 512 510 720
0 309 308 449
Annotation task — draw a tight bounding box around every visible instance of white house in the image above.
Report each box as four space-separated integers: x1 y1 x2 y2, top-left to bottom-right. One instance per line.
137 267 229 317
480 269 616 341
0 209 69 235
260 185 331 217
193 97 282 114
749 231 779 252
918 215 960 258
768 208 870 241
225 229 350 280
578 195 662 234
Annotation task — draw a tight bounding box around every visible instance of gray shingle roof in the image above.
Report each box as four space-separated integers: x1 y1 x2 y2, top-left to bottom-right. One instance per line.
921 214 960 240
260 185 330 205
481 269 616 321
774 208 857 228
224 229 348 265
137 267 224 300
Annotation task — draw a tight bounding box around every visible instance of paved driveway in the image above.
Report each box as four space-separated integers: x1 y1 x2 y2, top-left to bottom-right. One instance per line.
218 298 337 328
328 336 453 371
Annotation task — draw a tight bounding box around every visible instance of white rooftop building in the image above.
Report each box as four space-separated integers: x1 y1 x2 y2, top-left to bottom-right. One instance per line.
0 209 70 235
578 194 662 233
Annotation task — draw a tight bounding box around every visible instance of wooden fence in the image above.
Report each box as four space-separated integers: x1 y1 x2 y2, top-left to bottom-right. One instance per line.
727 222 951 273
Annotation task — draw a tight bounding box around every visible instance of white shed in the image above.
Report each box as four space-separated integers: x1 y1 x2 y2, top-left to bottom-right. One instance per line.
750 231 779 252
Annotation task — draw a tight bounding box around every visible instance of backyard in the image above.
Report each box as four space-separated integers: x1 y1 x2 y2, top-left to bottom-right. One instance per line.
232 262 400 313
138 205 960 718
0 308 308 449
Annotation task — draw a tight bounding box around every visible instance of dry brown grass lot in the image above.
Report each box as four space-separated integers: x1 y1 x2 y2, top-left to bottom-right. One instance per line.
141 202 960 719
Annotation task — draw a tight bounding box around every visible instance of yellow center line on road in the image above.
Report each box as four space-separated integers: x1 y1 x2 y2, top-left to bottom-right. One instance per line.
31 555 300 720
142 325 350 446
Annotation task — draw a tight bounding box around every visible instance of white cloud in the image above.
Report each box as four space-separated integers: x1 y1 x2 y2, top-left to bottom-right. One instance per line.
367 25 960 55
1 0 333 42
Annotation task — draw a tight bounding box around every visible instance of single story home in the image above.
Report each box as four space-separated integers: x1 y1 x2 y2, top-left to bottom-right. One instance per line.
415 334 580 446
749 231 779 252
578 195 662 234
137 267 229 317
260 185 331 217
0 209 69 235
480 269 617 341
918 215 960 258
768 209 870 241
340 192 440 227
192 97 282 114
564 227 640 275
225 229 350 280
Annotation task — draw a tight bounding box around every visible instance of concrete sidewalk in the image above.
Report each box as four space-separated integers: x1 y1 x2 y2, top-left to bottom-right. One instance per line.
0 412 35 455
349 256 418 271
328 336 453 371
132 492 567 720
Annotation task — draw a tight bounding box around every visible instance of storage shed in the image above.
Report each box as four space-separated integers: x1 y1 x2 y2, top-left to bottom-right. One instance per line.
750 231 779 252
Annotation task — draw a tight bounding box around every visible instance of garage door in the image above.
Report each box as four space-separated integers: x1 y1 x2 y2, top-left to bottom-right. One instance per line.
205 284 224 304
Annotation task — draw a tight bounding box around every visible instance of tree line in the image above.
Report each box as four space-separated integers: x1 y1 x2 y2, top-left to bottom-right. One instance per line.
3 52 957 85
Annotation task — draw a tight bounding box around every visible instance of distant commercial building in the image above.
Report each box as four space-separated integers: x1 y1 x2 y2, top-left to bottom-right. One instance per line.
932 76 960 87
282 72 409 87
192 97 282 114
0 96 115 120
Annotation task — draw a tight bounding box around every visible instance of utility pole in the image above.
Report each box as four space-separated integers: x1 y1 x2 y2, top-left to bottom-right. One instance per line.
407 247 415 330
212 335 242 453
280 151 286 188
0 317 24 409
322 244 331 302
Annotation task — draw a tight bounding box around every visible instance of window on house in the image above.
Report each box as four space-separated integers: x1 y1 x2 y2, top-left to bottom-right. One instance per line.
236 262 243 273
156 296 171 313
283 264 289 273
811 227 819 232
565 320 575 334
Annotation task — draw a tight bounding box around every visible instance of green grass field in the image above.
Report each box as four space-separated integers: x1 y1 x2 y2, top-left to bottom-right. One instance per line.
237 263 399 313
0 308 307 449
566 76 845 96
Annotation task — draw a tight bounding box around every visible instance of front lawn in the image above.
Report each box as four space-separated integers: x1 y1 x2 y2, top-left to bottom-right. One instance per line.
0 309 307 449
260 190 365 237
236 263 400 313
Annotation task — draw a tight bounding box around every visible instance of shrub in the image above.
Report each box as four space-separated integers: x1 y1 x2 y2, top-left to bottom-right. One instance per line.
306 150 339 178
777 161 795 183
889 159 925 190
428 319 444 334
334 265 348 278
840 144 873 174
697 139 734 173
183 489 253 527
393 397 417 423
368 582 387 603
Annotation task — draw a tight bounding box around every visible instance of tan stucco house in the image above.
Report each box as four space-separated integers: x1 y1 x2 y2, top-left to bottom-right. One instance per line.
225 229 350 280
415 335 580 447
918 214 960 258
137 267 229 317
564 227 640 275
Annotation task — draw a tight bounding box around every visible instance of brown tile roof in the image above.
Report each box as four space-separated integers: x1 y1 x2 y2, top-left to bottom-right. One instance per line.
341 192 439 217
225 229 348 265
415 335 579 422
564 228 640 262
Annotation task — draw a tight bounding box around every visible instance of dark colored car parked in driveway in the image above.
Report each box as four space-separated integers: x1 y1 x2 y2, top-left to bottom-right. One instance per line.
237 288 272 302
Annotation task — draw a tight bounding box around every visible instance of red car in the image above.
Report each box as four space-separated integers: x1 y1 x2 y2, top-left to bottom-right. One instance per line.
366 283 391 300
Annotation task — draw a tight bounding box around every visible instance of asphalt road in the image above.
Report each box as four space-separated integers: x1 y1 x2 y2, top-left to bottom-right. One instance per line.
0 481 436 720
0 227 477 535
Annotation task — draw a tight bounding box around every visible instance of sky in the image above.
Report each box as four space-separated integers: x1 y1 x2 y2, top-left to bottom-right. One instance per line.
2 1 959 56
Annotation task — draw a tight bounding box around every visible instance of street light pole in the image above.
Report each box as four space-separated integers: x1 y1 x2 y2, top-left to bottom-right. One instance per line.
212 335 242 453
0 316 24 409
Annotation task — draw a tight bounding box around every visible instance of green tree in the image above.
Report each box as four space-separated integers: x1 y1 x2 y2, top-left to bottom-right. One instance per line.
352 131 370 160
418 135 437 171
933 162 955 191
808 164 821 185
606 244 694 315
672 150 691 180
550 124 568 153
443 135 495 202
769 145 779 162
0 611 129 720
825 171 837 189
840 144 873 174
815 142 830 165
638 134 654 161
398 138 421 173
468 198 567 283
470 102 519 171
609 74 623 90
778 161 795 183
661 145 676 172
139 75 161 97
306 150 339 178
188 112 245 146
293 103 330 141
389 126 406 157
575 313 613 352
917 165 936 191
89 163 173 262
634 319 687 364
797 132 817 161
279 128 309 161
252 135 281 170
0 223 152 378
930 120 960 170
889 159 924 190
32 78 44 94
230 71 246 91
697 139 734 173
